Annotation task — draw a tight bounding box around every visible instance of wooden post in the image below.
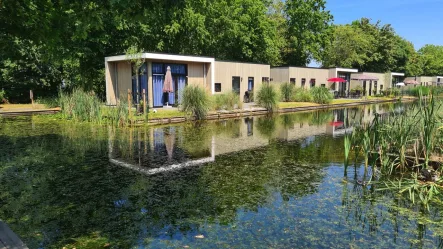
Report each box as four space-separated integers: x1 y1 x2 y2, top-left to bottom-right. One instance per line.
30 90 34 109
128 89 132 122
143 88 147 121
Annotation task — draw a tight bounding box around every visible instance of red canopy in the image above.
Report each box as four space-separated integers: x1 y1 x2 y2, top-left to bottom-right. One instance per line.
327 77 346 83
329 121 344 126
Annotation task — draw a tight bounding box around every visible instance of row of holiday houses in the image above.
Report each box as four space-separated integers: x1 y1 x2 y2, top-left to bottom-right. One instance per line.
105 53 443 107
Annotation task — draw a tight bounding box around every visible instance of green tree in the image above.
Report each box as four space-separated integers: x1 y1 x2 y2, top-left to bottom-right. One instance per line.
284 0 333 66
418 45 443 76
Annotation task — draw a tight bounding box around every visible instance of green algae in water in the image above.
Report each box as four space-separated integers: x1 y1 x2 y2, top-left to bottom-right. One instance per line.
1 104 443 248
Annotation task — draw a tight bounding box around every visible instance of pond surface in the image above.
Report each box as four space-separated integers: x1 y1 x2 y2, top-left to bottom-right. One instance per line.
1 103 443 248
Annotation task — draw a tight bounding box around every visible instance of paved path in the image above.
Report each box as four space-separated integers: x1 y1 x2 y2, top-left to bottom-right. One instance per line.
0 221 28 249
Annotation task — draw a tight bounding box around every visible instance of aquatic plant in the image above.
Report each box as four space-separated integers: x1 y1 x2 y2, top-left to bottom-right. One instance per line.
310 87 333 104
256 83 279 112
181 85 211 120
280 82 295 102
59 88 102 123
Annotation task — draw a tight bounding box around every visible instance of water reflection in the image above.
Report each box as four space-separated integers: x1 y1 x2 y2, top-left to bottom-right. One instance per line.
1 102 442 248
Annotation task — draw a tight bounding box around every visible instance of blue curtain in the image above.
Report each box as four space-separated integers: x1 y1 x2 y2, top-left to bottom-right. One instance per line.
153 75 164 107
140 74 148 102
168 78 175 105
152 63 164 74
166 64 186 74
248 78 254 91
177 76 186 104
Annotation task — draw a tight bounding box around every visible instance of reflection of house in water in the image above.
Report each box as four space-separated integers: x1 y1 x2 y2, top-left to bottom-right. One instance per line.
109 127 215 175
110 105 398 175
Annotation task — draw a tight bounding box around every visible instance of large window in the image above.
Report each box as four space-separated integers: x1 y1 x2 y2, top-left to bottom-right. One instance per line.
262 77 270 83
301 78 306 87
232 76 241 94
290 78 296 85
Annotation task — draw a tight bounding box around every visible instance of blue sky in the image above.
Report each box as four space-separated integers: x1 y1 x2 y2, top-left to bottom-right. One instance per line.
326 0 443 49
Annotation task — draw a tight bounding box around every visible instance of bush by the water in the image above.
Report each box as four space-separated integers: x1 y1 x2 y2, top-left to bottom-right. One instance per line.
293 87 313 102
212 92 242 110
59 89 102 123
181 85 211 120
310 87 333 104
280 82 295 102
0 89 6 103
256 84 279 112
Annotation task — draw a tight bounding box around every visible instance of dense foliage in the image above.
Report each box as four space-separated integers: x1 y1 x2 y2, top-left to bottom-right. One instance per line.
280 82 295 102
1 1 442 103
321 18 443 77
212 92 242 110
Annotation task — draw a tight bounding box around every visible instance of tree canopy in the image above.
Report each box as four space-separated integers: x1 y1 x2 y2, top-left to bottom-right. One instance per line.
0 1 442 102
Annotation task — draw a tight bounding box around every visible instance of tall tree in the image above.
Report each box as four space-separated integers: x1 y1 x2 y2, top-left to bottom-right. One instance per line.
418 45 443 76
284 0 333 66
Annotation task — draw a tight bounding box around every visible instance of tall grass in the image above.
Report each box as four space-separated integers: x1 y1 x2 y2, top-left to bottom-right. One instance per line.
310 87 333 104
59 89 102 123
181 85 211 120
212 92 242 110
293 87 313 102
407 86 430 97
256 83 279 112
106 96 130 127
280 82 295 102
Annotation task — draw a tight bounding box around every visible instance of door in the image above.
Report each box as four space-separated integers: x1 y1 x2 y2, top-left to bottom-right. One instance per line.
232 77 240 95
153 75 164 107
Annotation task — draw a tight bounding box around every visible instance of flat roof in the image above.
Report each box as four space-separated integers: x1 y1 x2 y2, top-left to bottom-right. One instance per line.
215 59 270 66
105 52 215 63
391 72 405 76
334 67 359 73
271 66 329 70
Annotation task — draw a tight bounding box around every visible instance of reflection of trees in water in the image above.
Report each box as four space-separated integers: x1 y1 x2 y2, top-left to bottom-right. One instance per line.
340 165 443 248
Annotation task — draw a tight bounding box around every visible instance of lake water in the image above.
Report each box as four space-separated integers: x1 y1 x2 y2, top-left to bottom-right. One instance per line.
1 103 443 248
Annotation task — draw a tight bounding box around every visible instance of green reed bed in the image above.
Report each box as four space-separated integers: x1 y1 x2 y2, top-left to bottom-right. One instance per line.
345 94 443 208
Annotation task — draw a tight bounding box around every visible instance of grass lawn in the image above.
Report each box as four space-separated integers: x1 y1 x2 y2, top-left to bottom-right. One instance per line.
278 97 402 109
146 109 185 119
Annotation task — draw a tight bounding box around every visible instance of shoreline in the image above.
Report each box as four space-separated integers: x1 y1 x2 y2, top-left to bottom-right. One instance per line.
146 97 415 125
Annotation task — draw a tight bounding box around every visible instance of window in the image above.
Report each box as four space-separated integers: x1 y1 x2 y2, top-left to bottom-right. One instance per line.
438 78 441 83
290 78 296 84
310 79 316 88
232 77 240 94
321 84 326 88
374 81 378 88
262 77 270 83
301 78 306 87
380 85 383 90
248 77 254 91
215 83 222 92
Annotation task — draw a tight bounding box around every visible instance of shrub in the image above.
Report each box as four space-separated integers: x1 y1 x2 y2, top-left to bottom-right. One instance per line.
181 85 211 120
212 92 242 110
293 87 313 102
256 83 279 112
280 82 294 102
59 88 102 123
0 89 6 103
310 87 333 104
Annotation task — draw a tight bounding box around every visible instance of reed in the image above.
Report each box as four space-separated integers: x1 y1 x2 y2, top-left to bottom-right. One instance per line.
59 89 102 123
280 82 295 102
256 83 279 112
181 85 211 120
212 92 242 110
310 87 333 104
